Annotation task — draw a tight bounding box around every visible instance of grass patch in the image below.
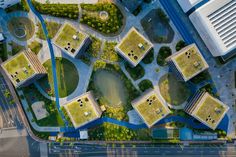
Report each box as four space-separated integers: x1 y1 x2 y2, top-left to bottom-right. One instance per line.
28 40 42 54
37 21 62 40
159 73 191 106
156 46 172 66
80 2 123 34
38 57 79 98
125 63 145 80
101 41 119 62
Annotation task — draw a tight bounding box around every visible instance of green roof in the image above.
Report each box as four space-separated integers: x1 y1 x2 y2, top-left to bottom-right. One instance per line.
3 52 35 85
133 91 170 127
173 44 208 81
194 93 228 129
64 94 100 128
117 27 152 64
54 23 86 54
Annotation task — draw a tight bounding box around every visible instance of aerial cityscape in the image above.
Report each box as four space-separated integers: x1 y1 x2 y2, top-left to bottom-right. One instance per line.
0 0 235 156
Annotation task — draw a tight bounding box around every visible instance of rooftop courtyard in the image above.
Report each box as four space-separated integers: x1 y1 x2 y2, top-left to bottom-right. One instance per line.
192 92 229 130
169 44 209 81
2 51 35 86
116 27 153 66
132 89 171 128
54 23 87 56
63 91 102 129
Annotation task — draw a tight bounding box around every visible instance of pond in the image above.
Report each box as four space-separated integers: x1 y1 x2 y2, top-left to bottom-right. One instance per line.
94 70 128 107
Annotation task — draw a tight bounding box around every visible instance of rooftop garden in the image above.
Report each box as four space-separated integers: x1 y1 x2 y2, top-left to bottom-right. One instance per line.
7 17 35 41
32 0 79 19
159 73 191 106
133 92 170 127
80 2 123 35
194 93 228 129
36 21 62 40
54 24 86 54
117 28 152 64
38 57 79 98
64 94 99 128
21 84 64 126
173 45 208 80
3 52 35 85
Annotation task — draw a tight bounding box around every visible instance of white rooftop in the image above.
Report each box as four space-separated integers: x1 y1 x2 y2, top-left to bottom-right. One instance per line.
177 0 203 13
189 0 236 57
31 101 48 120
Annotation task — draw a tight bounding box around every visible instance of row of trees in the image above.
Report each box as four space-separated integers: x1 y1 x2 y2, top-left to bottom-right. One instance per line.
80 3 123 34
32 0 79 19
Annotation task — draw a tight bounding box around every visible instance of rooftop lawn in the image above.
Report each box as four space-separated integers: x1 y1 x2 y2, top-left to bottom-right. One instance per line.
117 28 152 63
3 52 35 85
195 93 228 129
65 95 99 128
134 93 170 127
173 45 208 80
54 23 86 54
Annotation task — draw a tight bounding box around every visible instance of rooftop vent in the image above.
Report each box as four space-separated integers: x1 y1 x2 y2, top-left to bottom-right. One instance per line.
138 43 144 49
156 108 162 114
215 107 221 114
73 35 78 40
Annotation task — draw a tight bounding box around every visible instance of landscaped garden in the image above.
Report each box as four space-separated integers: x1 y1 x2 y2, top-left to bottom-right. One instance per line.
36 21 61 40
101 41 119 62
86 36 102 58
156 46 172 66
28 40 42 54
21 84 64 126
88 63 140 121
32 0 79 19
141 8 174 43
38 57 79 98
158 73 191 106
7 17 35 41
80 2 124 35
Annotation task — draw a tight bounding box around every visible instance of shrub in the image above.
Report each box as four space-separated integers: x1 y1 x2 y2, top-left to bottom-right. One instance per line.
157 8 169 23
101 42 119 62
93 60 106 71
175 40 186 51
86 36 102 57
132 5 142 16
32 0 79 19
125 63 145 80
156 46 172 66
142 49 154 64
138 79 153 92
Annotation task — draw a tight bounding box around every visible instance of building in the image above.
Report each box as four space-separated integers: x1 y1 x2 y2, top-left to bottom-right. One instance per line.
131 89 171 128
53 23 91 58
115 27 153 67
177 0 203 13
63 91 102 129
119 0 143 13
184 91 229 130
0 0 20 9
178 0 236 61
1 50 47 88
167 44 209 82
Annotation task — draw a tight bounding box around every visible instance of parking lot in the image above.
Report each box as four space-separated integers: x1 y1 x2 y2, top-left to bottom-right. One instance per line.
0 76 19 129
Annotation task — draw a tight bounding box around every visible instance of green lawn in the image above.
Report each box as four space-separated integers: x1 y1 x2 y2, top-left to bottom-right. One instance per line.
28 40 42 54
37 21 61 40
159 73 191 106
39 57 79 98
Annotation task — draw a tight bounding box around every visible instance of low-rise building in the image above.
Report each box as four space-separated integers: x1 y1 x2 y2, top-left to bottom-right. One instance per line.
115 27 153 67
1 50 47 88
53 23 91 58
0 0 20 9
63 91 102 129
167 44 209 82
131 89 171 128
184 91 229 130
